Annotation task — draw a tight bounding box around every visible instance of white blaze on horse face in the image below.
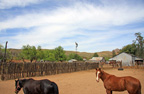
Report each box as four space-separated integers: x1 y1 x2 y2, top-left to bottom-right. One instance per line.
96 71 100 82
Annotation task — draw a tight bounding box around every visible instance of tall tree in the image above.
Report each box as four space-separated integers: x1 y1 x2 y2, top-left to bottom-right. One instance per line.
21 45 37 62
36 46 44 61
120 44 136 55
134 32 144 58
43 50 56 61
54 46 66 61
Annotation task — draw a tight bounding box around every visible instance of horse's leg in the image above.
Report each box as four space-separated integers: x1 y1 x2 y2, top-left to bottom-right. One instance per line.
106 89 112 94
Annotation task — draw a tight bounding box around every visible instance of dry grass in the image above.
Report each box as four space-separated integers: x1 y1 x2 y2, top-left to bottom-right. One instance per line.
0 65 144 94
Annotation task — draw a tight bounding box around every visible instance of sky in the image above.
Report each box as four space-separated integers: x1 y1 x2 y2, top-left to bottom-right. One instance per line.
0 0 144 52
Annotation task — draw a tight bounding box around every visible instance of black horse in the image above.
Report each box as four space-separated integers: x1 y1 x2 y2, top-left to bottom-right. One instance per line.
15 78 59 94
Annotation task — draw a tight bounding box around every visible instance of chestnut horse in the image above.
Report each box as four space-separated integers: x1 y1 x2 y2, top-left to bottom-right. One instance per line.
95 68 141 94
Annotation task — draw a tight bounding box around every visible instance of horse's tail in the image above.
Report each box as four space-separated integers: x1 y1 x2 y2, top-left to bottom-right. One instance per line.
51 82 59 94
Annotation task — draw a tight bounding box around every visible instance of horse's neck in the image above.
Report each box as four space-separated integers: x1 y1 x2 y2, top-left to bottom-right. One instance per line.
100 71 110 82
20 79 33 87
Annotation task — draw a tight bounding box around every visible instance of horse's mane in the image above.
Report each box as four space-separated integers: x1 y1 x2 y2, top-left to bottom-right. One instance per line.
27 78 34 80
21 78 34 82
101 70 110 75
100 70 114 81
101 70 116 77
19 78 34 87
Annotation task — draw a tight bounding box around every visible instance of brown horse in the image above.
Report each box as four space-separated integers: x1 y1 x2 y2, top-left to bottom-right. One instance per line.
95 68 141 94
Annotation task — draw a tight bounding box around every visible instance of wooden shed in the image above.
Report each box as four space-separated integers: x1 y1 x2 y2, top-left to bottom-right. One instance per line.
109 52 143 66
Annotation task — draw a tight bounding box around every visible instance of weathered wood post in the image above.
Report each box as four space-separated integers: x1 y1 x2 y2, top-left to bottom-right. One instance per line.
3 41 8 62
1 41 8 80
118 60 124 70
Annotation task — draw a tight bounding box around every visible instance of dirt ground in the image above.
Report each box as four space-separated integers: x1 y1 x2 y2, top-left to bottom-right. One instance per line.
0 68 144 94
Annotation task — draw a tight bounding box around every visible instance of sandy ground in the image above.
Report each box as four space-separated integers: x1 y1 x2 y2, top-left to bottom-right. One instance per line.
0 68 144 94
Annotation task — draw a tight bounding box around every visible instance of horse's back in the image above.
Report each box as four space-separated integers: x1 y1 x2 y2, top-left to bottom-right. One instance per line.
124 76 141 87
23 79 57 94
23 79 42 93
104 75 126 91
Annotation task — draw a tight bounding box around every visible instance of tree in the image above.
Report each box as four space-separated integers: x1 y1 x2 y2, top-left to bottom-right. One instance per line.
112 50 116 57
0 44 4 60
0 44 12 62
21 45 37 62
133 32 144 58
54 46 66 61
43 50 56 61
36 46 44 61
47 52 55 61
119 32 143 58
120 44 136 55
93 52 99 57
0 44 3 49
68 53 83 61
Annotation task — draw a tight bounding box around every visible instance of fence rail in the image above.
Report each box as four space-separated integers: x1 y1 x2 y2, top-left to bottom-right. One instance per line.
0 62 99 80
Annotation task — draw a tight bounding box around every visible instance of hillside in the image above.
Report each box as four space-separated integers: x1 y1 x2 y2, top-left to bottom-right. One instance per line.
8 49 113 60
65 51 112 59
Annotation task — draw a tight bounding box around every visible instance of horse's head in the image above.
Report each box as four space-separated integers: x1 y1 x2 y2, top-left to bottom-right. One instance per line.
95 68 102 82
15 79 22 94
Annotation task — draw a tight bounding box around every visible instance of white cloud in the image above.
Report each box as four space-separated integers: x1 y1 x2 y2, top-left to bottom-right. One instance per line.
0 0 43 9
0 1 144 52
0 2 144 31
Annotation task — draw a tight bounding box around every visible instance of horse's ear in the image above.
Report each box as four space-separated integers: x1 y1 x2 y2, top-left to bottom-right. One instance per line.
95 68 97 70
99 68 101 71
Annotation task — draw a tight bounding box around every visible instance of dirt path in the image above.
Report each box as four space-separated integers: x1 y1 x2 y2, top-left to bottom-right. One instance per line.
0 68 144 94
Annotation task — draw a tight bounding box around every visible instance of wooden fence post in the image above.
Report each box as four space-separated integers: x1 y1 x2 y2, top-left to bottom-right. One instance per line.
1 62 4 80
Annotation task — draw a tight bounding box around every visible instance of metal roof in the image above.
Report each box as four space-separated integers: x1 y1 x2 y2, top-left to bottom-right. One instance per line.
135 57 143 60
90 57 104 61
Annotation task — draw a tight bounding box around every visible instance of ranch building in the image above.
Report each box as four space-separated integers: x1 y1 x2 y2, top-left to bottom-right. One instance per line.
109 52 143 66
89 57 106 63
68 59 77 63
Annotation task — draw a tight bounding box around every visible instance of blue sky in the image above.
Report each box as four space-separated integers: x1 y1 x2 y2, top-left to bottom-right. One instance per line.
0 0 144 52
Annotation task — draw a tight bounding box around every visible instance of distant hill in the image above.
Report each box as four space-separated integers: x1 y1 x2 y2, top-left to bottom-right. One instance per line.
64 51 112 59
65 51 94 59
97 51 113 58
113 48 120 55
8 49 113 60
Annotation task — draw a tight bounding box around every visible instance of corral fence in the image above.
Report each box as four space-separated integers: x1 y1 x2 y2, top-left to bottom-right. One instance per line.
0 62 99 80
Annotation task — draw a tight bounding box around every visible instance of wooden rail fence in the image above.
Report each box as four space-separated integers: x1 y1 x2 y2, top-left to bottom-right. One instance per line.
0 62 99 80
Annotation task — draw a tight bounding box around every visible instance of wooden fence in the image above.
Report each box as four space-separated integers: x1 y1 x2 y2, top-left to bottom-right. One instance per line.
0 62 99 80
